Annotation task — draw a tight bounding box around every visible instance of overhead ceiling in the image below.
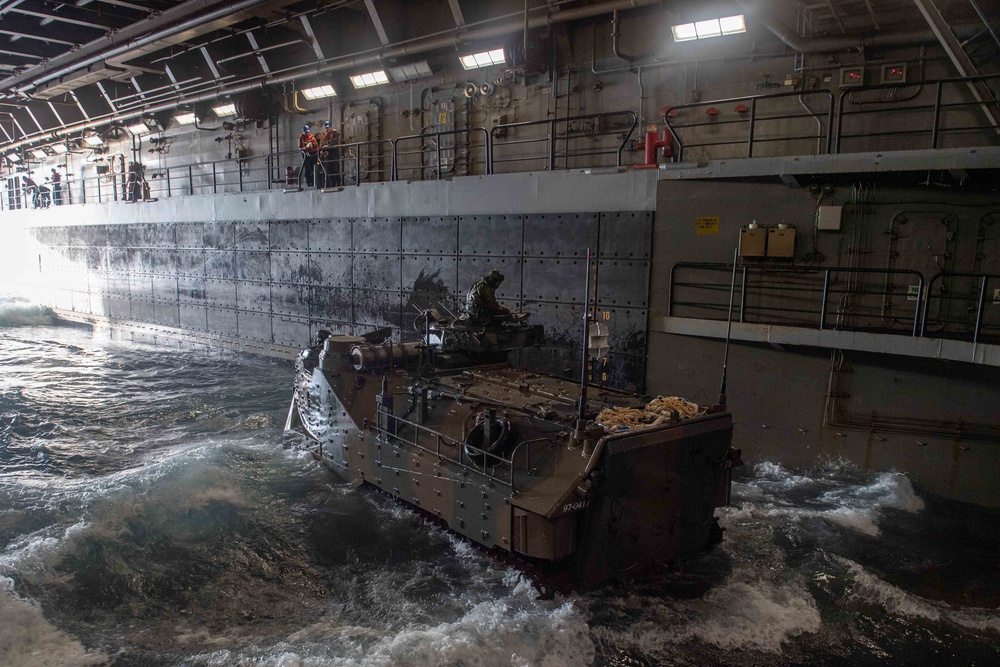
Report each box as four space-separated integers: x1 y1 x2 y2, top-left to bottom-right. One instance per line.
0 0 994 150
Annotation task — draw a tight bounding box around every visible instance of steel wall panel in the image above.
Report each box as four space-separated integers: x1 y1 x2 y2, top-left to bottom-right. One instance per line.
271 282 311 317
66 226 87 247
457 256 522 301
129 274 153 299
270 251 313 284
522 301 585 345
235 251 270 281
175 222 205 249
179 304 207 331
235 221 268 250
309 319 354 338
204 221 235 250
353 288 401 329
207 307 238 335
237 310 272 342
107 248 130 272
522 258 588 303
106 224 128 248
236 280 270 312
309 253 352 287
270 220 309 250
130 249 153 272
204 250 236 279
131 300 156 323
599 211 653 259
402 216 458 254
311 286 353 321
109 296 131 319
151 275 177 301
308 218 349 252
177 277 207 304
523 213 598 257
150 249 178 275
353 217 401 253
151 223 176 248
273 316 309 347
458 215 522 256
153 302 179 327
354 254 400 291
595 305 648 354
402 255 457 296
205 278 236 307
176 250 205 277
106 272 130 297
90 293 110 317
595 260 650 308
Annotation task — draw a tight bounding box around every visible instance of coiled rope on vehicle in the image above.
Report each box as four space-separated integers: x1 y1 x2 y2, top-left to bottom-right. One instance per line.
596 396 702 430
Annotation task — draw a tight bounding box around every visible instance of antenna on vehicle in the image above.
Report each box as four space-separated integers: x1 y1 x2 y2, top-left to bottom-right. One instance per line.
718 243 739 409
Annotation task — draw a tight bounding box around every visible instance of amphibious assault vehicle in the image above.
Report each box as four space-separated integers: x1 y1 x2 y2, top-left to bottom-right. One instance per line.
285 306 740 589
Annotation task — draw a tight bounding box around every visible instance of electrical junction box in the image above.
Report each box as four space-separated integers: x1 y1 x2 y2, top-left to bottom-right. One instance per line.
767 226 796 258
840 67 865 87
739 225 767 257
881 63 907 85
816 205 843 231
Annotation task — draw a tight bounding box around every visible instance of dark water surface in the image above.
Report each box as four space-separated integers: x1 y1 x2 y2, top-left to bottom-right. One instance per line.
1 311 998 666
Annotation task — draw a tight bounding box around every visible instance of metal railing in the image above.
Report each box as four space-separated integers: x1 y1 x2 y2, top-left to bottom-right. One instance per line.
669 262 926 337
489 110 638 172
662 90 836 161
394 127 490 181
921 272 1000 346
836 73 1000 153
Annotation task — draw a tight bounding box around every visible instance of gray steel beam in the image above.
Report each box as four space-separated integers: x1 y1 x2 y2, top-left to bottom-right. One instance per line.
200 47 222 80
363 0 390 46
0 28 75 46
11 8 109 29
246 32 271 74
447 0 465 27
299 15 325 60
47 100 64 125
912 0 1000 133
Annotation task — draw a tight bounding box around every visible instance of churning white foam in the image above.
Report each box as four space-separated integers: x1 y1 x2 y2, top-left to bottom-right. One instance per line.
0 576 108 666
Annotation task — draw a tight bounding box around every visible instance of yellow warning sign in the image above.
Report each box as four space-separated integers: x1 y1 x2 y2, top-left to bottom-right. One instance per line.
438 111 449 125
696 216 720 235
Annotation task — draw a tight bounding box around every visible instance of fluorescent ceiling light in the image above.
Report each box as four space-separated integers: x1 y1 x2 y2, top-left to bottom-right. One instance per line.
719 15 746 35
300 85 336 100
82 135 103 147
672 14 745 42
31 149 48 159
7 153 21 162
388 61 433 82
350 70 389 89
459 48 505 70
212 103 237 117
174 112 197 125
50 143 68 154
128 121 151 135
671 23 698 41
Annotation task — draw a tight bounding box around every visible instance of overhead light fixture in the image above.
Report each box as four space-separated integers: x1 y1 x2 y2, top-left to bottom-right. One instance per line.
50 143 68 154
7 153 21 163
459 48 505 70
388 61 433 82
212 103 237 117
82 135 103 147
128 121 151 135
300 85 336 100
671 15 745 42
31 149 48 159
350 70 389 89
174 112 197 125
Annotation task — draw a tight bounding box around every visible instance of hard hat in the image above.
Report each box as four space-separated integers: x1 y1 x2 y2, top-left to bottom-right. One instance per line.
323 121 331 128
302 125 310 132
486 269 504 284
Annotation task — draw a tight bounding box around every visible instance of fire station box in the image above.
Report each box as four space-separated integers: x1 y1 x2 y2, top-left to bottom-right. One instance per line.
767 226 796 258
739 225 767 257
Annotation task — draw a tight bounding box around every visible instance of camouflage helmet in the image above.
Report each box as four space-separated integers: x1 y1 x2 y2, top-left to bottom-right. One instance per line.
485 269 504 286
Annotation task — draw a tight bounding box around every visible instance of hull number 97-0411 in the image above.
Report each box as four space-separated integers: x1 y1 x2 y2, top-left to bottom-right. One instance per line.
562 500 590 513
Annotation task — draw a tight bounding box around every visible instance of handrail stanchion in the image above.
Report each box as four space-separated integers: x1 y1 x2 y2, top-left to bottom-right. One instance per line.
188 165 193 195
212 162 217 193
166 168 171 197
739 264 747 323
972 275 988 354
548 118 556 171
820 270 831 330
912 277 924 336
747 98 757 158
931 81 944 149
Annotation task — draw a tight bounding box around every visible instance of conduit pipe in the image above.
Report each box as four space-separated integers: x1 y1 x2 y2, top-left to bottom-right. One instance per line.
0 0 278 96
2 0 661 152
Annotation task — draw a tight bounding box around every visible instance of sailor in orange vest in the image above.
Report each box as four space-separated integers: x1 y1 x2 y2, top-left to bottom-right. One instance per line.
298 125 319 187
319 121 340 187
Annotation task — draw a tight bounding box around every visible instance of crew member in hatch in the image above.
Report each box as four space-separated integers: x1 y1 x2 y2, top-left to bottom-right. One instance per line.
319 121 340 188
298 125 319 187
466 269 514 325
